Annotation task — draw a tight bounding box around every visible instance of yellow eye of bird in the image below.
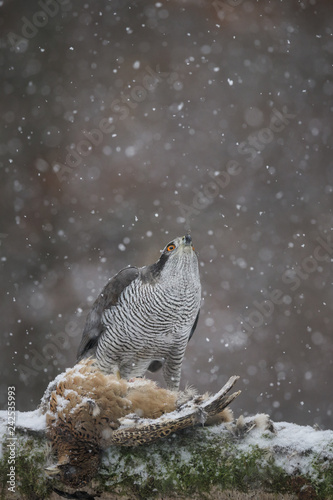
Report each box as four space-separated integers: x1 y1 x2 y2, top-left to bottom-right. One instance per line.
167 244 175 252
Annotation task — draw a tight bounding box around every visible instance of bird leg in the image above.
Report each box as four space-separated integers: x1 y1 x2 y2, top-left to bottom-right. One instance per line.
162 344 187 391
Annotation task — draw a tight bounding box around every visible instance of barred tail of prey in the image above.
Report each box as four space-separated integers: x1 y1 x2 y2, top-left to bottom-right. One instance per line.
109 376 240 447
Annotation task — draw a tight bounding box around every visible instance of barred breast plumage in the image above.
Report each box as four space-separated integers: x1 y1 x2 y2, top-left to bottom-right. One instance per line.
77 234 201 390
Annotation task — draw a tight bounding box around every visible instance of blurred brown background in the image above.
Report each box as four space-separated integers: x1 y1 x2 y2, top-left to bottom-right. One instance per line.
1 0 332 428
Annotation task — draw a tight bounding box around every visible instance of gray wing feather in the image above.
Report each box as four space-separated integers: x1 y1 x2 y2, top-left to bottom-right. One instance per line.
188 308 200 341
77 266 139 360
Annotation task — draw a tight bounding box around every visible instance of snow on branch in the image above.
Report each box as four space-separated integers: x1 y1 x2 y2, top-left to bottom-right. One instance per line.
0 407 332 499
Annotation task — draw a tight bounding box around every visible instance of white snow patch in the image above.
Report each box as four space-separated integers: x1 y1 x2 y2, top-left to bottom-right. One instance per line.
17 409 46 432
0 409 46 458
208 418 333 480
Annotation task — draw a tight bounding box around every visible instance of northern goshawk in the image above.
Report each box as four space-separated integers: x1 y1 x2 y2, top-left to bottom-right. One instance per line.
77 234 201 390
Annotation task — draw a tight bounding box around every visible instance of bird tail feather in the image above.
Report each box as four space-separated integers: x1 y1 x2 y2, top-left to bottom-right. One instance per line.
110 376 240 446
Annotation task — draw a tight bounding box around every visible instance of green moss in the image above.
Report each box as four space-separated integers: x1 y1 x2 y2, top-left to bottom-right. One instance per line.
0 435 52 500
1 425 332 499
98 430 296 499
310 445 333 499
97 427 333 500
0 452 9 500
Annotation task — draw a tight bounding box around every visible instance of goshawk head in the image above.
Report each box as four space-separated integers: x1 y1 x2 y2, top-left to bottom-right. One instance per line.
143 234 199 283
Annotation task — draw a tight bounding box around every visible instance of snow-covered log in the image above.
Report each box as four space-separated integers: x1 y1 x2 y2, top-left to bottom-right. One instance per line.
0 409 332 499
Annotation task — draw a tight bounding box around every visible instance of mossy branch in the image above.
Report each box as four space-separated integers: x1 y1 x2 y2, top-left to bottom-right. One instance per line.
0 411 332 500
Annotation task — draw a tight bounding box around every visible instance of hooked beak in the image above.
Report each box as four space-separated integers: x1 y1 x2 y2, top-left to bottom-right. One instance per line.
45 455 70 476
183 234 192 246
181 234 195 253
45 464 61 477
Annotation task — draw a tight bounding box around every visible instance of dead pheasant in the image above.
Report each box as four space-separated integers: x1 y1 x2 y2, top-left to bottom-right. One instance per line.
43 359 240 488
